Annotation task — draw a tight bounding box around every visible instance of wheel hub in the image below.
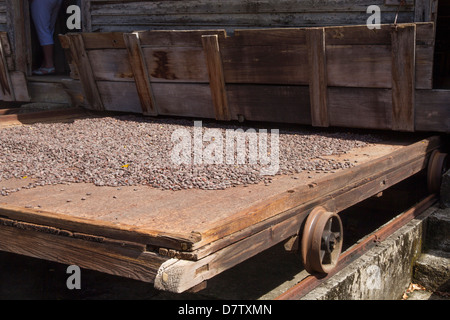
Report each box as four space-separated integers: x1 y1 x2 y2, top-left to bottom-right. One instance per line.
301 207 344 274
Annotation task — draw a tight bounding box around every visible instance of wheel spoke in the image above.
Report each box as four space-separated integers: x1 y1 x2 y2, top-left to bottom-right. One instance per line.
301 207 344 274
324 218 333 233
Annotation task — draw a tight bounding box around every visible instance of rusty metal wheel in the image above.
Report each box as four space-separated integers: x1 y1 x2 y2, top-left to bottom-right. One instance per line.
301 207 343 274
427 150 448 194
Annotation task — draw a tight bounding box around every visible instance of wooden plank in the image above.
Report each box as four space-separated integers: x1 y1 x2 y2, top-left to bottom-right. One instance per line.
229 28 307 46
10 71 30 102
138 30 227 47
67 34 104 111
152 83 215 118
91 0 415 15
81 32 126 49
307 28 329 127
328 87 392 129
6 0 29 74
91 12 415 31
0 221 168 284
87 49 133 81
202 34 230 121
415 0 431 22
326 45 392 88
0 202 199 251
0 30 13 101
96 81 142 114
58 34 79 80
143 47 210 83
415 90 450 133
82 0 92 32
61 79 87 108
222 44 309 85
226 84 311 124
124 33 158 116
391 24 416 132
385 0 414 5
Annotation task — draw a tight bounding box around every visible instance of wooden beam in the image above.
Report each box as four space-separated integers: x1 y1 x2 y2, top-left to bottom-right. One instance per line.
123 32 158 116
10 71 30 102
6 0 30 75
67 34 104 111
81 0 92 32
202 34 231 121
414 0 431 22
307 27 329 127
391 24 416 132
0 33 14 101
0 220 168 284
415 89 450 133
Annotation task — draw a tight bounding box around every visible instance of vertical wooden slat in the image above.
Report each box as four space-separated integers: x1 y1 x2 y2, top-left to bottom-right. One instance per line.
0 36 14 101
202 34 231 121
82 0 92 32
58 34 79 80
67 34 104 111
123 32 158 116
391 24 416 132
307 27 329 127
414 0 431 22
6 0 29 75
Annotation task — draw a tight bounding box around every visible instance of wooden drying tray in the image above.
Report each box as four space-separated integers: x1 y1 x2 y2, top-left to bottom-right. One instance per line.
0 135 442 293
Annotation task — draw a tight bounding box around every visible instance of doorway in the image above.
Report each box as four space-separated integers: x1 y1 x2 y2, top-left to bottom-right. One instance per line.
29 0 80 76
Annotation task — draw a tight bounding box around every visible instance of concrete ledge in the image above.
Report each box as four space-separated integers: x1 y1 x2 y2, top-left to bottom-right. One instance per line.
301 206 439 300
425 208 450 252
413 250 450 292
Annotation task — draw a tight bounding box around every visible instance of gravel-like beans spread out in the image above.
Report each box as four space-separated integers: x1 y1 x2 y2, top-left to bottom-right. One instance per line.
0 115 381 195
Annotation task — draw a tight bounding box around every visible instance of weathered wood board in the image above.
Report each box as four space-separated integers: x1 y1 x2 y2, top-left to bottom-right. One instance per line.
0 134 442 292
86 0 416 33
60 22 449 133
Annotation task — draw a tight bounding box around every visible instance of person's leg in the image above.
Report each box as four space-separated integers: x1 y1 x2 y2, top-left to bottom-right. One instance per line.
40 0 63 69
30 0 63 73
41 44 54 69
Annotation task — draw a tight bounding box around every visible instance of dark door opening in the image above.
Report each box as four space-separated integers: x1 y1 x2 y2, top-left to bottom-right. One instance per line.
29 0 80 76
434 1 450 88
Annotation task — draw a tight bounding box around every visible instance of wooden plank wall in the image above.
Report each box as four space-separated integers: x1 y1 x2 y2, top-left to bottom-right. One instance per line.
62 22 446 132
0 0 7 32
86 0 416 33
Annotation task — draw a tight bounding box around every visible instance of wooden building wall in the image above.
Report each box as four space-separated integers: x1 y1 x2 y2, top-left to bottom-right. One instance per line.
0 1 7 32
84 0 419 33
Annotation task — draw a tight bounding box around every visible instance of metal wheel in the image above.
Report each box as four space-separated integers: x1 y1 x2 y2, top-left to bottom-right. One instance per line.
301 207 343 274
427 150 448 194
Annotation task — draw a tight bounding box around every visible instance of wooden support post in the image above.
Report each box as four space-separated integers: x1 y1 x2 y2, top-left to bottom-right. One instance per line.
124 33 158 116
81 0 92 32
391 24 416 132
6 0 30 75
307 28 329 128
67 34 104 111
0 36 15 101
202 34 231 121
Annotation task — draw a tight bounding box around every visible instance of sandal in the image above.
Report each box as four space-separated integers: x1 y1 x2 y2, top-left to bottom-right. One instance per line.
32 67 55 75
